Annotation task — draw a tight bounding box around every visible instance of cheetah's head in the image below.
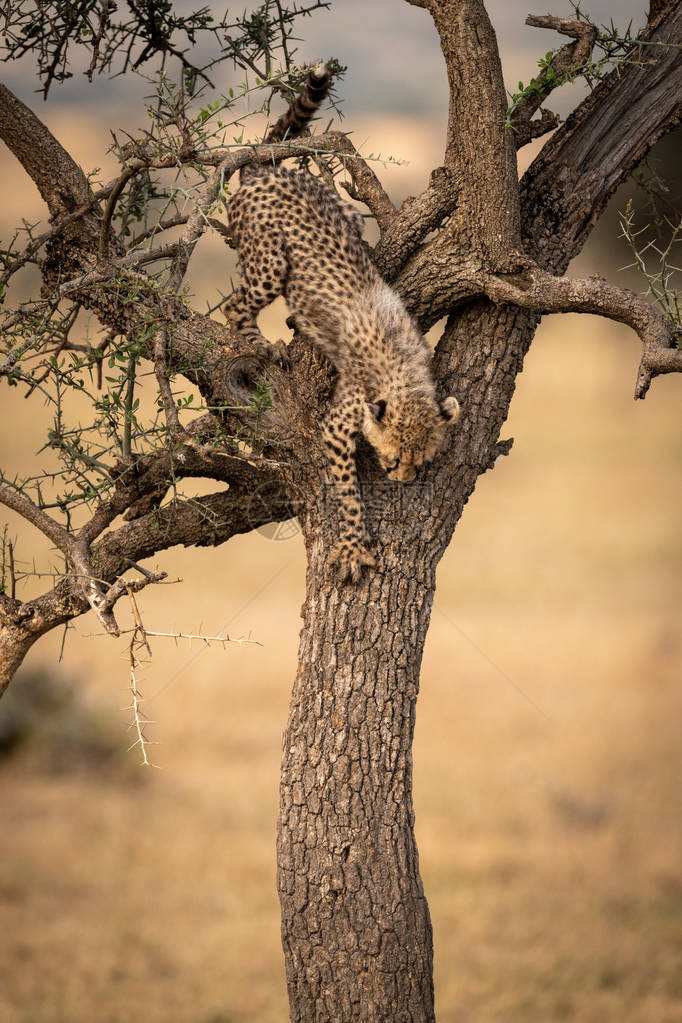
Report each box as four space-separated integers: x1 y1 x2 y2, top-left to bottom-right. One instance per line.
362 395 460 483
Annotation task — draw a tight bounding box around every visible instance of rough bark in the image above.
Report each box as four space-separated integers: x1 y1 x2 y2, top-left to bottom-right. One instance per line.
0 599 40 693
278 548 436 1021
521 0 682 270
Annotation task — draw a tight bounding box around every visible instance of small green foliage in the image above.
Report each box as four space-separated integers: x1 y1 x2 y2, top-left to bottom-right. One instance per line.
0 0 333 99
251 382 274 415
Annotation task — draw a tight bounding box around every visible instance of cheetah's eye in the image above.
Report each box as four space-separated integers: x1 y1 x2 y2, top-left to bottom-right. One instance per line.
385 457 399 471
368 399 387 423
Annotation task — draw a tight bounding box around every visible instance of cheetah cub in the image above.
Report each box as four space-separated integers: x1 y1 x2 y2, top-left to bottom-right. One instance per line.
224 64 460 582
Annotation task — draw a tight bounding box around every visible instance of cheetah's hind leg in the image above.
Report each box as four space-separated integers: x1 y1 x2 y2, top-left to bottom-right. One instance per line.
223 288 289 369
222 240 290 367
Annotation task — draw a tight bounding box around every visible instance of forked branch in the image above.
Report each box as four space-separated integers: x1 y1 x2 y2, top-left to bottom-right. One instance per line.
510 15 598 148
0 481 124 634
322 132 397 233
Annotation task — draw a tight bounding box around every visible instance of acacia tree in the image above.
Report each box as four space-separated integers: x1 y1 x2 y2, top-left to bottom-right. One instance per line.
1 0 681 1019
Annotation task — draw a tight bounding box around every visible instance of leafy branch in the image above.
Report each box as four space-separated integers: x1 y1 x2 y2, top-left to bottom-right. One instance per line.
506 5 682 134
0 0 333 99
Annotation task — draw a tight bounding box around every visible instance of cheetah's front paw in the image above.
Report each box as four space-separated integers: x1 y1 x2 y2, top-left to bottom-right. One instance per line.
251 337 290 369
329 540 376 583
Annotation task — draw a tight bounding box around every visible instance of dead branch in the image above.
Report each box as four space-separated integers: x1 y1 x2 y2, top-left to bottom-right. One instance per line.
321 132 397 233
113 628 260 646
514 108 562 150
0 84 91 217
79 437 280 546
482 437 515 473
510 14 599 148
101 567 169 614
124 585 157 766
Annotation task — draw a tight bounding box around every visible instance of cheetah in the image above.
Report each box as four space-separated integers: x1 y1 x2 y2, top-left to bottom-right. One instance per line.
224 64 460 582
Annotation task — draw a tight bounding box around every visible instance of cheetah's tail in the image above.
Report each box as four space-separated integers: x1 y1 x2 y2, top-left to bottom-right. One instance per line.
264 62 331 144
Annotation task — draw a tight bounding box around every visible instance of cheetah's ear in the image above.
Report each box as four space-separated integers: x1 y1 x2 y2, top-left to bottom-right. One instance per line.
440 396 460 424
367 399 387 423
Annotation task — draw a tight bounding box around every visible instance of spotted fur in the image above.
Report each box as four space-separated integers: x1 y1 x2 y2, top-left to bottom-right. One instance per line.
224 66 460 581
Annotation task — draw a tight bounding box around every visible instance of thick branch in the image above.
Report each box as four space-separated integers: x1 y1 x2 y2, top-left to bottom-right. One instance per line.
79 438 281 544
0 84 91 216
373 165 460 281
390 0 523 322
413 0 520 263
0 480 293 693
482 260 682 397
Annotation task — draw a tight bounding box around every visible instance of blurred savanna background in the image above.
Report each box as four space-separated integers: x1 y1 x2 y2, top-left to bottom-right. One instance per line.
1 1 681 1020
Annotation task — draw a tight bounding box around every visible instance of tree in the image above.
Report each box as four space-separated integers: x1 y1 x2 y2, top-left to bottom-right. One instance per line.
1 1 681 1019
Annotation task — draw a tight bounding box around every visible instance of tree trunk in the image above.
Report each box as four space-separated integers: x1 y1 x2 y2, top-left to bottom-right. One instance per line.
276 298 538 1021
278 532 438 1022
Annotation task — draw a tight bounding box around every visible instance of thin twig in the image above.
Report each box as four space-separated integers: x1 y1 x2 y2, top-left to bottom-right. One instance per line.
8 539 15 600
153 329 184 436
99 166 138 259
125 585 157 767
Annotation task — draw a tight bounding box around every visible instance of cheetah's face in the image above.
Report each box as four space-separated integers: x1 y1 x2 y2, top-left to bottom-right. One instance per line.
362 396 460 483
